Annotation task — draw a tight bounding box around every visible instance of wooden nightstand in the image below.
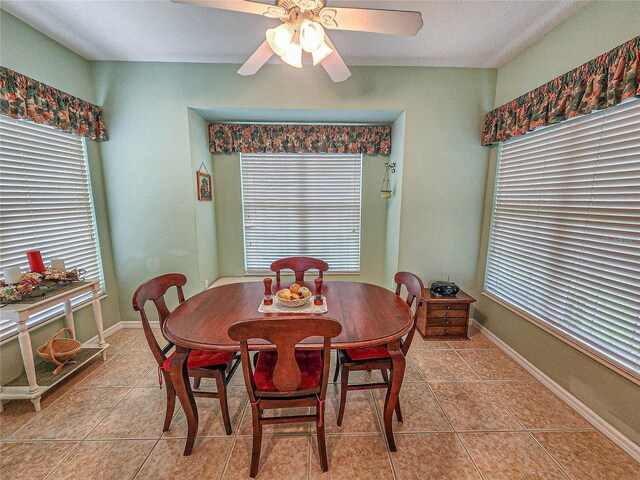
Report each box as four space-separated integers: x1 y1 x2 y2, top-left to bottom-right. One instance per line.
417 289 476 340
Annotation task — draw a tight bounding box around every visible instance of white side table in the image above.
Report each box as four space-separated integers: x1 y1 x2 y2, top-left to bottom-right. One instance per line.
0 279 108 411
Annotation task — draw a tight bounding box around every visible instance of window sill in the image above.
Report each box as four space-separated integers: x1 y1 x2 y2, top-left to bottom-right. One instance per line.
481 291 639 386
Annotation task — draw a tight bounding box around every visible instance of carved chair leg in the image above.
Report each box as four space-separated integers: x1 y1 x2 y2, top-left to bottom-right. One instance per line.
395 398 403 423
381 369 390 384
249 403 263 478
316 402 329 472
332 351 341 382
162 370 176 432
215 372 232 435
337 366 349 427
193 376 201 390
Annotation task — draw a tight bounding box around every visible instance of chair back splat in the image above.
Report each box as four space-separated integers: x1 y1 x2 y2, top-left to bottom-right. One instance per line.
228 317 341 477
132 273 187 367
393 271 425 355
270 256 329 283
228 317 341 398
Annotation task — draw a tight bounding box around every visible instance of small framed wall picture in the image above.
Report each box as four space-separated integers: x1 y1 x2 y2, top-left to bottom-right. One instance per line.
197 171 213 201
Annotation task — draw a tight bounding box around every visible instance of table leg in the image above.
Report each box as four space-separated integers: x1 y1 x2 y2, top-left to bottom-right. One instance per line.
64 300 75 338
170 346 198 455
91 288 107 360
383 339 405 452
16 316 41 412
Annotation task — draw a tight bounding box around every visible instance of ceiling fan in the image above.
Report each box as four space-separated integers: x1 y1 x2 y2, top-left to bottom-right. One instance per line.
171 0 423 82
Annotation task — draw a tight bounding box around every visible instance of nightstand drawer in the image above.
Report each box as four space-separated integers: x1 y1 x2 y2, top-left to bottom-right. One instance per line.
429 303 468 311
427 316 468 328
424 326 468 336
428 309 468 318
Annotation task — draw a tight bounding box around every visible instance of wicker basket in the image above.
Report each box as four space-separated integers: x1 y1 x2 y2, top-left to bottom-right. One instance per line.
275 294 312 308
37 328 82 375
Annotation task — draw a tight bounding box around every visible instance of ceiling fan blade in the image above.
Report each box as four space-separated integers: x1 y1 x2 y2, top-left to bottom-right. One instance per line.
318 6 423 36
320 36 351 83
171 0 276 17
238 40 274 76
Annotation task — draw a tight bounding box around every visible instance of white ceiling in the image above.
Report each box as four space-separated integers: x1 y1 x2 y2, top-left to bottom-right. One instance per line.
2 0 588 68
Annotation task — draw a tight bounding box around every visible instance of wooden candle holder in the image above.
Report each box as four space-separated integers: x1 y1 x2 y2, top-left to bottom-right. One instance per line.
263 277 273 305
314 277 323 306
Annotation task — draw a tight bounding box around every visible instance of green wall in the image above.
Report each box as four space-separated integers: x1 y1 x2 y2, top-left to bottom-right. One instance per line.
0 11 122 384
188 109 219 289
90 62 496 322
1 0 637 448
474 1 640 445
212 153 388 284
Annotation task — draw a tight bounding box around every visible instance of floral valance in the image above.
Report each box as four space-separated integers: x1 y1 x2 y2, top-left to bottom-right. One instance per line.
0 66 107 141
482 36 639 146
209 123 391 155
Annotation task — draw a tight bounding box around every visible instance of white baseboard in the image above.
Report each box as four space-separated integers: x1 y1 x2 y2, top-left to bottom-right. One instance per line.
120 320 160 329
471 319 640 462
82 322 122 347
81 320 160 346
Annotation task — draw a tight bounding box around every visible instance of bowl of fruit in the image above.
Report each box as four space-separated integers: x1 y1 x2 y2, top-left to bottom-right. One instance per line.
275 283 312 308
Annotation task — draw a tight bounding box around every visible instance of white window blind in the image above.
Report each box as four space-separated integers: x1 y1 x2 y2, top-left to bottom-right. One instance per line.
0 116 104 341
240 153 362 274
485 99 640 380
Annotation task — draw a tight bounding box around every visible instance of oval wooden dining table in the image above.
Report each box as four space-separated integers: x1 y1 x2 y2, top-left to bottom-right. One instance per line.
163 280 413 455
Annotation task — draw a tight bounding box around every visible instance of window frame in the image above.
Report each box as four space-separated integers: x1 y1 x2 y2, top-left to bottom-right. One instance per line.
239 152 363 276
0 117 105 342
483 101 640 385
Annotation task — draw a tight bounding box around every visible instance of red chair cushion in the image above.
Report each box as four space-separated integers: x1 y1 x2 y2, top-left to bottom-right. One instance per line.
162 349 234 372
345 347 390 362
254 351 322 391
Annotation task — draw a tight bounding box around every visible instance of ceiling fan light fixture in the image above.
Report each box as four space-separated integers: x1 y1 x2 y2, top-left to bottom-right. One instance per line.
311 41 333 65
266 23 295 57
299 20 325 53
280 42 303 68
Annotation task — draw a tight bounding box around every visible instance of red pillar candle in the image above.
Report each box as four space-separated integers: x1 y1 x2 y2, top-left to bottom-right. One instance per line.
26 250 45 273
314 277 323 306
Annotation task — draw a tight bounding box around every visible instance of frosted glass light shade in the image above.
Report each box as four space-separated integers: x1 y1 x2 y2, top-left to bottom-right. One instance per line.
280 42 303 68
266 23 295 57
299 20 325 53
311 41 334 65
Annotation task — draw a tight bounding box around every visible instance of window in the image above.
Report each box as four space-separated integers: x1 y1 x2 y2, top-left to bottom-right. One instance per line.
485 99 640 381
240 153 362 274
0 116 104 341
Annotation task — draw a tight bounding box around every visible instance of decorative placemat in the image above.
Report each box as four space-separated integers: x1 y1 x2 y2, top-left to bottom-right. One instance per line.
3 281 87 305
258 297 328 314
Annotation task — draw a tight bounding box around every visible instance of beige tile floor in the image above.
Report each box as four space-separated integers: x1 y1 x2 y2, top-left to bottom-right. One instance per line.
1 328 639 480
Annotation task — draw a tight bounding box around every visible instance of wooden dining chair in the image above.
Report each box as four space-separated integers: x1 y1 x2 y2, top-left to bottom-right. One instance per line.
132 273 241 435
332 271 424 426
228 317 342 478
270 256 329 283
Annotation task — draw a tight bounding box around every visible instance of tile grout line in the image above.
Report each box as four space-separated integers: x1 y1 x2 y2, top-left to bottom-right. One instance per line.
307 429 312 480
17 338 159 478
480 380 527 431
455 432 487 480
219 398 248 479
425 382 486 480
131 437 163 479
4 355 116 440
527 431 574 480
38 379 137 479
38 440 83 480
369 385 398 480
